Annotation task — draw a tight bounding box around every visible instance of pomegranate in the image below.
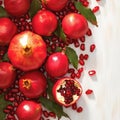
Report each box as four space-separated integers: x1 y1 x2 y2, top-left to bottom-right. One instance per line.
8 31 47 71
42 0 68 11
32 10 58 36
4 0 30 17
62 13 88 39
45 52 69 78
0 17 17 46
19 70 47 98
16 100 42 120
0 62 16 89
52 77 82 106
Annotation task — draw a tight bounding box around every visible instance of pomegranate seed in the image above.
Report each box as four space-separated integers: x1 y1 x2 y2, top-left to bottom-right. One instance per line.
79 36 85 42
68 68 75 73
92 6 100 13
72 103 77 110
85 89 93 95
83 54 89 60
79 54 84 60
77 106 83 113
79 59 85 66
49 112 56 118
90 44 96 52
75 72 81 79
86 28 92 36
78 67 84 73
80 44 85 51
43 110 49 118
83 1 89 7
88 70 96 76
70 72 76 79
3 109 10 114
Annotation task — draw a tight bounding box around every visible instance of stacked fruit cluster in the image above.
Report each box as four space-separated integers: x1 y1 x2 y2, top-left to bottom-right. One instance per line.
0 0 100 120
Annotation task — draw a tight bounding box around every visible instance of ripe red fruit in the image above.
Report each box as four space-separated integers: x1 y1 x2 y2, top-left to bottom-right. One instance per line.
0 62 16 89
62 13 88 39
42 0 68 11
0 17 17 46
4 0 30 17
8 31 47 71
32 10 57 36
45 52 69 77
16 100 42 120
52 77 82 106
19 70 47 98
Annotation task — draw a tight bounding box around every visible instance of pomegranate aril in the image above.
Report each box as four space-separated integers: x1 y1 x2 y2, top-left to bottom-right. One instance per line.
43 110 49 118
72 103 77 110
68 68 75 73
90 44 96 52
70 73 76 79
75 72 81 79
80 44 85 51
83 54 89 60
77 106 83 113
79 54 84 60
92 6 100 13
83 1 89 7
49 112 56 118
86 28 92 36
88 70 96 76
85 89 93 95
79 59 85 66
79 36 85 42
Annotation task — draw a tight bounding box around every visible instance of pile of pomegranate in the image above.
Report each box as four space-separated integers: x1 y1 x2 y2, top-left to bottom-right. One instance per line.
0 0 100 120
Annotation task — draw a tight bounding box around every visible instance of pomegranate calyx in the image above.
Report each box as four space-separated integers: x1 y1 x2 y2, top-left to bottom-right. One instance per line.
22 45 32 56
23 79 31 89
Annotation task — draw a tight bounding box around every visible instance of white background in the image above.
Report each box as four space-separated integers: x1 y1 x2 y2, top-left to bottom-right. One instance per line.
59 0 120 120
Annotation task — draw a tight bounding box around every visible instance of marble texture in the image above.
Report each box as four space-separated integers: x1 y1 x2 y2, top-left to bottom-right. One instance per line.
59 0 120 120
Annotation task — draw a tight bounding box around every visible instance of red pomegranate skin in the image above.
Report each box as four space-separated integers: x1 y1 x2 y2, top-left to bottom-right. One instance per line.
62 13 88 39
16 100 42 120
52 77 82 107
19 70 47 98
4 0 30 17
0 17 17 46
45 52 69 77
32 10 58 36
0 62 16 89
8 31 47 71
42 0 68 11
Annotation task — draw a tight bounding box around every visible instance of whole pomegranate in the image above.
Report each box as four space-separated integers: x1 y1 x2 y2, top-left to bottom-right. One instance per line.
45 52 69 78
19 70 47 98
4 0 30 17
52 77 82 107
32 10 57 36
0 17 17 46
16 100 42 120
62 13 88 39
8 31 47 71
42 0 68 11
0 62 16 89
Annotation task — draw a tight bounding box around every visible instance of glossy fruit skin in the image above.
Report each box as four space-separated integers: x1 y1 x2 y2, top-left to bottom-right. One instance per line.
32 10 57 36
62 13 88 39
19 70 47 98
8 31 47 71
45 52 69 77
4 0 30 17
0 17 17 46
16 100 42 120
0 62 16 89
52 77 82 107
42 0 68 11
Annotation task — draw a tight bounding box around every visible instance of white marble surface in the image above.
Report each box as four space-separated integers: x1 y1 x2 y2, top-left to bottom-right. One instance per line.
59 0 120 120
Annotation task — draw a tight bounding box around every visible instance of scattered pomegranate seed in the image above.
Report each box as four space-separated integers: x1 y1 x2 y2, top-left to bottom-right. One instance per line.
83 54 89 60
79 59 85 66
86 28 92 36
88 70 96 76
85 89 93 95
43 110 49 118
77 106 83 113
92 6 100 13
72 103 77 110
80 43 85 51
90 44 96 52
83 1 89 7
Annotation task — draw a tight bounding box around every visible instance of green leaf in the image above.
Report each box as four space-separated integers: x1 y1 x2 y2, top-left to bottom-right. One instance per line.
1 53 9 62
29 0 42 18
39 97 70 120
54 21 66 42
74 1 98 26
65 47 78 69
0 93 11 120
0 6 9 18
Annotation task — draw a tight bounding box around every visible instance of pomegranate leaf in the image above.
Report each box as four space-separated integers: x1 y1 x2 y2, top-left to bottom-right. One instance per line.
39 97 70 120
65 47 78 69
74 1 98 26
0 93 11 120
54 21 66 42
29 0 41 18
0 6 9 18
1 53 9 62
